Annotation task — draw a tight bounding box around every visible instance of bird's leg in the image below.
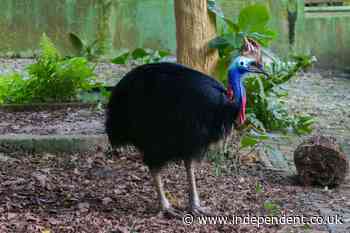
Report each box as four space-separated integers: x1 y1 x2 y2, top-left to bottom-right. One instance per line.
185 159 213 216
150 168 183 218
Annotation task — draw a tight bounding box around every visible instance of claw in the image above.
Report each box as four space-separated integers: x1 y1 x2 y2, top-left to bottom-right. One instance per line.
191 206 215 216
158 207 183 219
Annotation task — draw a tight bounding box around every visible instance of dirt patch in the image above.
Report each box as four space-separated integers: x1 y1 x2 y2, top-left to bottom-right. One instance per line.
265 70 350 171
288 71 350 154
0 152 330 233
0 107 104 135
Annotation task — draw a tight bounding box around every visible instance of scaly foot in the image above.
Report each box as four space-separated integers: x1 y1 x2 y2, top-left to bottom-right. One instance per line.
191 205 215 216
158 207 183 219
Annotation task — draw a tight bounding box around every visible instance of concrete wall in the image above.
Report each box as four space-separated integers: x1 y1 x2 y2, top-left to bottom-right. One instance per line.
295 4 350 69
0 0 349 68
0 0 177 57
0 0 100 56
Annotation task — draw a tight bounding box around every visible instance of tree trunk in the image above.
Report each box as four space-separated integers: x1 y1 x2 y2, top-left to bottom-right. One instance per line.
96 0 113 56
174 0 219 76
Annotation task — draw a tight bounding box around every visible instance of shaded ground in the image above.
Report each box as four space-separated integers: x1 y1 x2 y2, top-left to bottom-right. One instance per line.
0 108 104 135
0 152 328 233
271 70 350 170
1 60 350 232
288 71 350 154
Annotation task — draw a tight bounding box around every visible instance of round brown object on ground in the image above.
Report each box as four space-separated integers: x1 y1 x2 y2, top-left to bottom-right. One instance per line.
294 135 349 187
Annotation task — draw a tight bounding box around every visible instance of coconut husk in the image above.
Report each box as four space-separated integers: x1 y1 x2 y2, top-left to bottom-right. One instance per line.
294 135 349 187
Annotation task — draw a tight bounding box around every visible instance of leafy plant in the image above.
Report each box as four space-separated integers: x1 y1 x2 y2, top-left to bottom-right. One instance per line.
209 2 277 83
68 32 99 60
255 181 263 194
208 2 314 135
245 56 315 134
210 3 277 48
206 2 315 175
0 73 29 104
26 34 95 103
0 34 96 104
111 48 172 65
263 200 281 216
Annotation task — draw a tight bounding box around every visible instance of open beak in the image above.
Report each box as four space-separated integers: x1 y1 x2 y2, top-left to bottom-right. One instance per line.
248 62 269 78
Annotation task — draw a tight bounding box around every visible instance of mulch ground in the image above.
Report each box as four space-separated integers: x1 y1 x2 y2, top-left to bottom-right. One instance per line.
0 108 104 135
0 151 330 233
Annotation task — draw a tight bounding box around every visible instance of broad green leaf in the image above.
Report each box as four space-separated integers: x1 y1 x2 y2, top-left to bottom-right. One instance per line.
111 52 130 64
294 115 315 135
238 4 270 33
158 50 172 58
249 130 270 140
216 56 230 84
132 48 149 59
207 0 225 18
248 30 278 46
240 135 259 149
209 36 231 50
224 18 240 33
247 113 266 130
88 39 98 49
68 32 85 54
209 34 242 51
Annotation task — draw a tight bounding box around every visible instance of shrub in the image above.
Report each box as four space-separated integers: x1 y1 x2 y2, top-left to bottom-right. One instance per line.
0 34 96 104
208 3 314 136
245 56 315 135
27 33 95 103
207 2 315 174
0 73 29 104
68 32 98 60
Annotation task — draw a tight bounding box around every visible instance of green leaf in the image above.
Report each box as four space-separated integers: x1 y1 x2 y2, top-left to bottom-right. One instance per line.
88 39 98 49
111 52 130 64
240 135 259 149
68 32 85 54
250 130 270 140
248 30 277 46
131 48 149 60
263 200 280 216
238 4 270 33
216 56 230 84
224 18 240 33
209 36 231 50
207 0 224 18
209 34 242 52
247 113 266 130
158 50 172 58
293 115 315 135
255 182 263 193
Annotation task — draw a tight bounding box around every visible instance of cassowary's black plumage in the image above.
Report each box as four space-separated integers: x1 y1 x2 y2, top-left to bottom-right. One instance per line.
106 62 238 169
106 58 265 217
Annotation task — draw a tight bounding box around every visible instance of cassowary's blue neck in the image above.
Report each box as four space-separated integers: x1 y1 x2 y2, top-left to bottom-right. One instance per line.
227 68 247 124
228 69 245 107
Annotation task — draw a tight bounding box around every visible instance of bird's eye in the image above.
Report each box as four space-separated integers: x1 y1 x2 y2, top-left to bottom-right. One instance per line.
240 61 244 66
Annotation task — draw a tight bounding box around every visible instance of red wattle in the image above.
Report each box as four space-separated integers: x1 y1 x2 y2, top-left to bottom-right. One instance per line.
239 95 246 124
227 84 246 125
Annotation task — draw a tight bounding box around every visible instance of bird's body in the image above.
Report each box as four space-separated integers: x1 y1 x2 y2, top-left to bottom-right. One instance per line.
106 57 266 217
106 62 238 169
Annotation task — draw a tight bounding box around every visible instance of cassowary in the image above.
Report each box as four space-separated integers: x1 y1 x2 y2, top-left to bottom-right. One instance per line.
106 56 267 217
